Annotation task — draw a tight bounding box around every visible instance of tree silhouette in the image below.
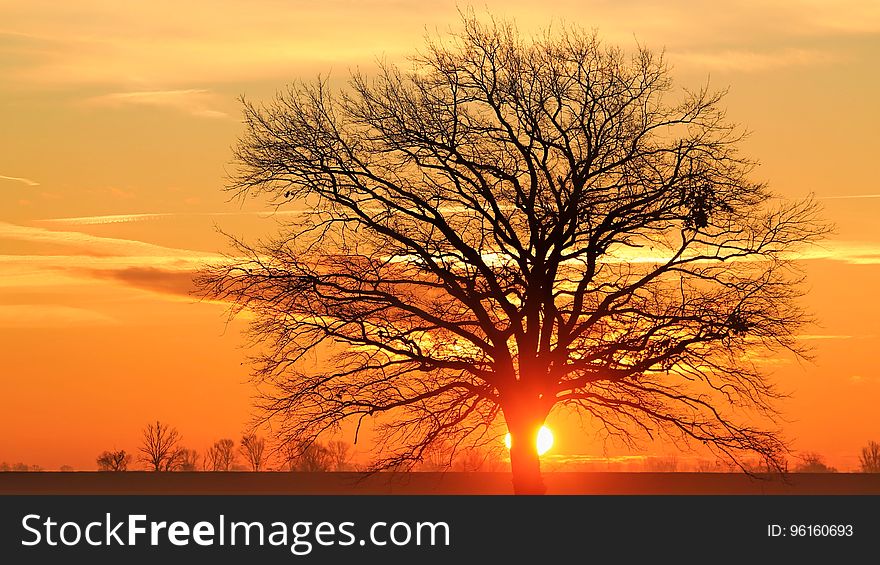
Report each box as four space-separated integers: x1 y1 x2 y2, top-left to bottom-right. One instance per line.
176 448 200 471
239 434 267 471
198 14 827 493
206 439 237 471
285 441 334 472
794 452 837 473
859 441 880 473
139 421 182 471
96 449 131 471
327 440 354 471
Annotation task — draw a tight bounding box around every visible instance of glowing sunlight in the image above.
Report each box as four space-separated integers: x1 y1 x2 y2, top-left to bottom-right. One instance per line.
504 426 554 456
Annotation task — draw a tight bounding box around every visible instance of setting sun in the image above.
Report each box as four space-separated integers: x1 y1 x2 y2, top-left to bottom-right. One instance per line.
504 426 554 456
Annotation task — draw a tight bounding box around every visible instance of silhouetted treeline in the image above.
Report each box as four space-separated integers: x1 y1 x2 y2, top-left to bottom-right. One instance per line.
7 429 880 473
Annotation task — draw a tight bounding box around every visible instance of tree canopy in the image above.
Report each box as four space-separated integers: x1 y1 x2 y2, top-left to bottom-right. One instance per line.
199 14 827 493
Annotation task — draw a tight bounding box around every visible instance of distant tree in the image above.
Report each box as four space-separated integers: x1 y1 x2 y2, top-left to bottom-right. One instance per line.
176 448 200 471
454 446 506 472
2 462 40 472
239 434 267 471
859 441 880 473
326 440 353 471
286 441 334 472
418 443 454 471
644 456 680 473
794 452 837 473
694 459 724 473
97 449 132 471
198 13 829 494
59 465 74 472
206 439 237 471
139 421 183 471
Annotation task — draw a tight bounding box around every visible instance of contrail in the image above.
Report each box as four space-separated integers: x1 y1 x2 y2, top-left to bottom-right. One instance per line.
817 194 880 200
0 175 39 187
38 210 308 225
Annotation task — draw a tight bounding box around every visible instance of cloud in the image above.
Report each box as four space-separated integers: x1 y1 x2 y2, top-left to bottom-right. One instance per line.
818 194 880 200
794 241 880 265
604 238 880 266
38 213 169 225
850 374 880 385
794 0 880 35
0 304 116 328
0 219 246 306
794 334 853 340
790 334 880 341
84 89 228 119
671 48 836 72
4 0 878 90
79 266 197 298
0 220 218 261
0 174 40 186
37 210 307 225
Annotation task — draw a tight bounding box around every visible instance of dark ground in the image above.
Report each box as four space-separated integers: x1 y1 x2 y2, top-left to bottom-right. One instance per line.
2 471 880 494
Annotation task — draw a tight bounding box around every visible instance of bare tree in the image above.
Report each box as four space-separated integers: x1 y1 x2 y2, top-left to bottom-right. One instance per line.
417 442 455 472
205 439 236 471
0 462 39 472
644 456 680 473
198 14 828 493
96 449 131 471
794 452 837 473
239 434 267 471
327 440 353 471
285 441 334 472
454 446 506 472
859 441 880 473
139 421 182 472
176 448 200 471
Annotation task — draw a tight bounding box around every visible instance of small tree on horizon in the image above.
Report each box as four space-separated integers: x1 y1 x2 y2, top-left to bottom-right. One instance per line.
794 452 837 473
285 441 334 472
327 440 354 471
859 441 880 473
97 449 132 471
139 421 182 472
176 448 200 471
206 439 237 471
240 434 267 471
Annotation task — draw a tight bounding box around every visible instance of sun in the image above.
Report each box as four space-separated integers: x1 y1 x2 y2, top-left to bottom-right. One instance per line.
504 425 554 456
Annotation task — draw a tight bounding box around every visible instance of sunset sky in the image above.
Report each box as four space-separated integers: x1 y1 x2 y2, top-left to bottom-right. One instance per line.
1 0 879 471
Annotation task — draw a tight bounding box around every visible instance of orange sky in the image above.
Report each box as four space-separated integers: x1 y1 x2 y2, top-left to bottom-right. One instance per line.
1 0 879 471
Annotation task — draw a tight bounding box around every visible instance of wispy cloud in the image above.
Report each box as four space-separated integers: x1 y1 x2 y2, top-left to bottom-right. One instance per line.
607 239 880 266
794 241 880 265
850 374 880 385
0 221 218 260
0 221 223 304
795 334 878 341
84 89 228 119
795 334 854 340
78 266 197 298
37 210 306 225
39 213 170 225
817 194 880 200
0 304 116 328
672 48 835 72
0 174 39 186
4 0 879 90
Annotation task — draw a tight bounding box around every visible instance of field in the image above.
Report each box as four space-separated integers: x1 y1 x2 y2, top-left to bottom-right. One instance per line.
2 472 880 495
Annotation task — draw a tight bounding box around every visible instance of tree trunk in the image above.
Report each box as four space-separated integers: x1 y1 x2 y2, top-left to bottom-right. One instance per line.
506 410 548 495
